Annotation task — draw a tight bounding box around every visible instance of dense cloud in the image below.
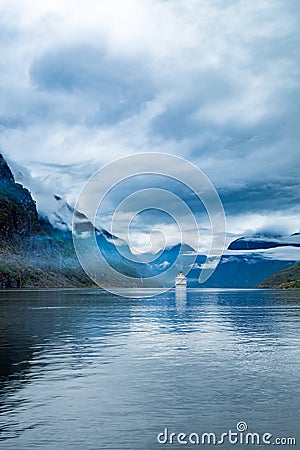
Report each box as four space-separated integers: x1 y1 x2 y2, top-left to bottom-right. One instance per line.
30 45 155 124
0 0 299 248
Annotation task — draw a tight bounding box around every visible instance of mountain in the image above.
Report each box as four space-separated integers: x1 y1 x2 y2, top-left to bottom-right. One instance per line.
132 242 298 289
0 155 96 288
2 153 299 289
194 233 298 288
228 234 300 250
0 155 156 288
177 233 300 288
45 194 118 241
257 262 300 288
0 155 40 240
187 253 295 288
47 195 157 285
46 201 300 288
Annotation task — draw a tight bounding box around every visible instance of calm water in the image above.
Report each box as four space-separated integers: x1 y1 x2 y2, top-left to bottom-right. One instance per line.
0 288 299 449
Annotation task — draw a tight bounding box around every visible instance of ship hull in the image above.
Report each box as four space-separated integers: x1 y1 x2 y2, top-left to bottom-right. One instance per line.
175 278 187 287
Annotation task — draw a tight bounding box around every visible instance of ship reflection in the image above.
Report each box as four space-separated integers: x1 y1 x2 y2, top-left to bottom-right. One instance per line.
175 287 187 315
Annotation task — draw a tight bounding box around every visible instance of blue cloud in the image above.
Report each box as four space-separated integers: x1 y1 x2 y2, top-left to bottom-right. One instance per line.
30 45 155 124
151 70 238 140
219 179 300 215
0 0 299 243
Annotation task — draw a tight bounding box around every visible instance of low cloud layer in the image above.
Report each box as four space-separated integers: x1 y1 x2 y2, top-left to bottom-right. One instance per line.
0 0 299 248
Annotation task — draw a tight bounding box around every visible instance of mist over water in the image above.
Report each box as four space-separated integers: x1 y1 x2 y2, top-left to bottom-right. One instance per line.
0 289 299 449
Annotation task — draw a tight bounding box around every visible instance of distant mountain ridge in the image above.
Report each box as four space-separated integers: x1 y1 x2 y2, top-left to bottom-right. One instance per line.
228 234 300 250
1 153 299 289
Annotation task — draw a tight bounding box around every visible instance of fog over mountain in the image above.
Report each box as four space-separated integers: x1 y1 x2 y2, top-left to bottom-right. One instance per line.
1 153 299 289
0 0 299 252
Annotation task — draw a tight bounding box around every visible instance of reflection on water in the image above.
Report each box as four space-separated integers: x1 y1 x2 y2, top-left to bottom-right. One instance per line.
0 288 299 449
175 287 186 315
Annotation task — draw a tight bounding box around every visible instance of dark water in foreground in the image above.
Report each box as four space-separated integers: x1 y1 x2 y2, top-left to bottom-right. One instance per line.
0 288 299 450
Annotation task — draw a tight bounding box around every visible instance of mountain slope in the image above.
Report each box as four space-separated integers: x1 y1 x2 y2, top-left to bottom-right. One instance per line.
0 154 156 288
0 155 40 241
258 262 300 288
0 154 96 287
2 153 299 289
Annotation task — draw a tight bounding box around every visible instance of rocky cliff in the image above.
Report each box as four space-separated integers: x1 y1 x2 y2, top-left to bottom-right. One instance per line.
0 154 94 288
0 155 40 241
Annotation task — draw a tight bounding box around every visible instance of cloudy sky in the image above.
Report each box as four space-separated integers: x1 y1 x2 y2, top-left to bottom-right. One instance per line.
0 0 299 250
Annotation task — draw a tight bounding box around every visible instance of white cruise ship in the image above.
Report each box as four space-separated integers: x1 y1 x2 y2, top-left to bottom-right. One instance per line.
175 271 187 287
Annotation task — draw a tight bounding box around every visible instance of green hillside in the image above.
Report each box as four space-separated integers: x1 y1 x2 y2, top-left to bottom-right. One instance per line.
258 262 300 288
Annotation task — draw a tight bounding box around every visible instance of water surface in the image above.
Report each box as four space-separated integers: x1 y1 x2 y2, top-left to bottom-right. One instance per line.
0 288 299 449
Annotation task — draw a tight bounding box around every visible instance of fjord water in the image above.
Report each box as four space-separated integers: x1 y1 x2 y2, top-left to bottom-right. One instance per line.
0 289 299 449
